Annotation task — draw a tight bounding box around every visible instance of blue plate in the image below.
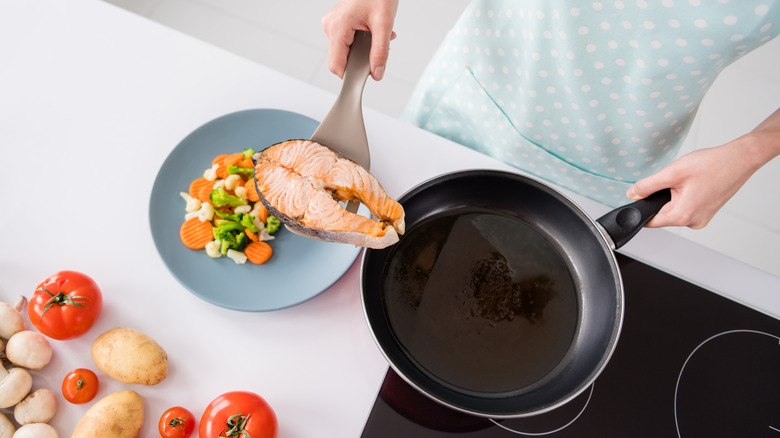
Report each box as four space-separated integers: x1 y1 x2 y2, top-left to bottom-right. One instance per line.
149 109 362 311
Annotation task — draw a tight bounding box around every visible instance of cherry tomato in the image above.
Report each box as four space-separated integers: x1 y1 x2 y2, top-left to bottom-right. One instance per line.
199 391 277 438
28 270 103 340
62 368 99 404
159 406 195 438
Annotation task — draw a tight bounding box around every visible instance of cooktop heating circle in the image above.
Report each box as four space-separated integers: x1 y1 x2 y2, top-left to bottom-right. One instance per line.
674 329 780 437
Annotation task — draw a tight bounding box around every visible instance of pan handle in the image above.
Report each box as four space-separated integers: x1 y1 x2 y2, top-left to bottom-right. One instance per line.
596 189 671 250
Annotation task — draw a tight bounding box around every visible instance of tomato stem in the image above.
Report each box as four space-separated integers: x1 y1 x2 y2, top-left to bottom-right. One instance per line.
222 413 252 437
167 417 187 430
37 287 89 321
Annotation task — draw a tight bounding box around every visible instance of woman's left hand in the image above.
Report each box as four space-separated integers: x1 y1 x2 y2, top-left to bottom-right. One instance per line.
626 107 780 229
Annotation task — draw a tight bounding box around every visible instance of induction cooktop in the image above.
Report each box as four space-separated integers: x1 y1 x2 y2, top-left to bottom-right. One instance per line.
361 253 780 437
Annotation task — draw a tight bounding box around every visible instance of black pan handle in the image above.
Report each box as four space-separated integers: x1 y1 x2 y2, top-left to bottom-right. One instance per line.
596 189 671 250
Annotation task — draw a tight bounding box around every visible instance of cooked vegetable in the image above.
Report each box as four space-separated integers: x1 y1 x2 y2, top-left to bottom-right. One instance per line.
213 221 250 255
28 271 103 340
0 366 32 408
199 391 277 438
91 327 168 386
158 406 195 438
245 241 273 265
210 187 247 208
179 217 214 250
12 423 58 438
13 388 57 425
188 177 213 202
62 368 99 404
6 331 52 370
72 391 144 438
266 216 282 234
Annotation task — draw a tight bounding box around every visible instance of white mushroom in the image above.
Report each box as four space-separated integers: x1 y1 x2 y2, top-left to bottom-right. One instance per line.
14 388 57 425
0 366 32 408
0 299 25 340
6 331 52 370
12 423 58 438
0 412 15 438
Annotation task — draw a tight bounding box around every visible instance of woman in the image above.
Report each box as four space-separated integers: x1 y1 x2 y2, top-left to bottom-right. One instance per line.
322 0 780 229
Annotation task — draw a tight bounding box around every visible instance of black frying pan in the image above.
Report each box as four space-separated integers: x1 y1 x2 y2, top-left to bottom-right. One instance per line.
361 170 670 418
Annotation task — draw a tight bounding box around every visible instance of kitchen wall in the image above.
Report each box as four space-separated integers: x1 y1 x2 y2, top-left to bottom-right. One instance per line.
101 0 780 278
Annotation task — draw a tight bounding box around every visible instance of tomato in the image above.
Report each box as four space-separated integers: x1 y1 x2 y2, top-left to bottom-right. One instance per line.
28 270 103 340
159 406 196 438
199 391 277 438
61 368 99 404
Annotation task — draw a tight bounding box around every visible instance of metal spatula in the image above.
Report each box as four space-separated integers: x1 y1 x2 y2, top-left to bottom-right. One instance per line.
310 30 372 213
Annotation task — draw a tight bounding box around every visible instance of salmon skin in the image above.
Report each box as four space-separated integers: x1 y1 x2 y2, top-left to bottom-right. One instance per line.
252 139 405 249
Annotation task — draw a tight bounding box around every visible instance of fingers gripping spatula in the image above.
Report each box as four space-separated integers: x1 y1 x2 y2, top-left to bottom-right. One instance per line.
310 30 372 214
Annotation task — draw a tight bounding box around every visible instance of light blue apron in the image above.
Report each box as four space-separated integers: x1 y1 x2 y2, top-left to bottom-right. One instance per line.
403 0 779 206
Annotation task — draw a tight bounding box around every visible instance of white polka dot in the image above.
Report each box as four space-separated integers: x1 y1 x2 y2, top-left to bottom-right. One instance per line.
593 2 603 11
650 40 662 49
755 5 769 16
637 0 648 9
658 59 670 66
702 38 714 46
662 0 674 6
689 0 701 6
724 15 738 25
644 21 655 30
578 26 589 35
668 19 681 28
622 20 632 29
594 61 605 69
615 1 625 9
586 44 597 52
570 7 581 16
675 38 688 47
731 34 744 42
601 22 611 31
683 56 694 63
694 19 707 28
608 40 618 49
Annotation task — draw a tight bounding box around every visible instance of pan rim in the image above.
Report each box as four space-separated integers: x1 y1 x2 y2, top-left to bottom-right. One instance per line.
360 169 624 418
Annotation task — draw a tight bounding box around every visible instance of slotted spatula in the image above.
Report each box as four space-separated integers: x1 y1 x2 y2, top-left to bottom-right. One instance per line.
310 30 372 213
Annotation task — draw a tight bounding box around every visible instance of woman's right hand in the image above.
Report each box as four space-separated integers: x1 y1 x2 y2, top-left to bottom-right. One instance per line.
321 0 399 81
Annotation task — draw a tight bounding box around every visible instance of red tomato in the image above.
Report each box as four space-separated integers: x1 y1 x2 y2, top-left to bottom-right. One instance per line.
199 391 277 438
61 368 99 404
159 406 196 438
28 271 103 340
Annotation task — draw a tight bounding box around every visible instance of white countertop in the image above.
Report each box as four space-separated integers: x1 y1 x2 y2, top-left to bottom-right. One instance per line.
1 1 778 437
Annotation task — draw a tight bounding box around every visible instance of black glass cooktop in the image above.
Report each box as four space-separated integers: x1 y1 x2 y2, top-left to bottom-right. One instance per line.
361 253 780 437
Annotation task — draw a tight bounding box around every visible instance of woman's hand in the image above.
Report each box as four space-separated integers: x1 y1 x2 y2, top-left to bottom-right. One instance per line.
627 108 780 229
322 0 398 80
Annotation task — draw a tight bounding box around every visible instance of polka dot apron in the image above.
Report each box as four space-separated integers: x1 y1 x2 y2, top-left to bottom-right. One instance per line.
403 0 779 206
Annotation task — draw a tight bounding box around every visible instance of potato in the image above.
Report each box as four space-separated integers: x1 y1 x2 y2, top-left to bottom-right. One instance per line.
72 391 143 438
91 327 168 385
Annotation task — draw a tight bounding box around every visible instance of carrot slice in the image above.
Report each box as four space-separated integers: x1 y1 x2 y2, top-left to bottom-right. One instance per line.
245 179 261 202
245 228 259 242
245 241 273 265
237 156 254 168
197 182 214 203
254 202 268 223
216 152 244 179
180 217 214 249
189 177 212 200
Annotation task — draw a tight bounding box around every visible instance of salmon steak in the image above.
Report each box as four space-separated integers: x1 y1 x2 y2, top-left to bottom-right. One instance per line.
252 139 405 249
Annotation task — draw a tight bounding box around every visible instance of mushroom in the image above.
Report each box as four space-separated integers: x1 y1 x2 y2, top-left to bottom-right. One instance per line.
12 423 58 438
0 366 32 408
13 388 57 425
0 412 15 438
5 331 52 370
0 298 25 340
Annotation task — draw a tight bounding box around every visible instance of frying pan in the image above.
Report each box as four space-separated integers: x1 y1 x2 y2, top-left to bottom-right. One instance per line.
361 169 670 418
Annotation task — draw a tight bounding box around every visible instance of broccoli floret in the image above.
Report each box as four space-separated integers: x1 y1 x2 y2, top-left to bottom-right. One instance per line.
227 165 254 176
266 216 282 234
240 214 260 233
210 187 247 207
214 210 243 223
243 148 256 159
213 221 249 255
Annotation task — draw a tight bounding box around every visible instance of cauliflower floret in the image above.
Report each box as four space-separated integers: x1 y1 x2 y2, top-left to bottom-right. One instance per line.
234 205 252 214
205 240 222 258
252 218 276 241
234 185 248 200
212 180 225 190
185 202 215 222
179 192 202 213
226 249 247 264
224 174 242 191
203 163 219 181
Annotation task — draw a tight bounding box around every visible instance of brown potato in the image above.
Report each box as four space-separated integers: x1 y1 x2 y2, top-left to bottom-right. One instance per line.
72 391 144 438
91 327 168 385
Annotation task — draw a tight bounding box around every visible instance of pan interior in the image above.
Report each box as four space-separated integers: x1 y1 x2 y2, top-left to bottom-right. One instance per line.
382 209 578 395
